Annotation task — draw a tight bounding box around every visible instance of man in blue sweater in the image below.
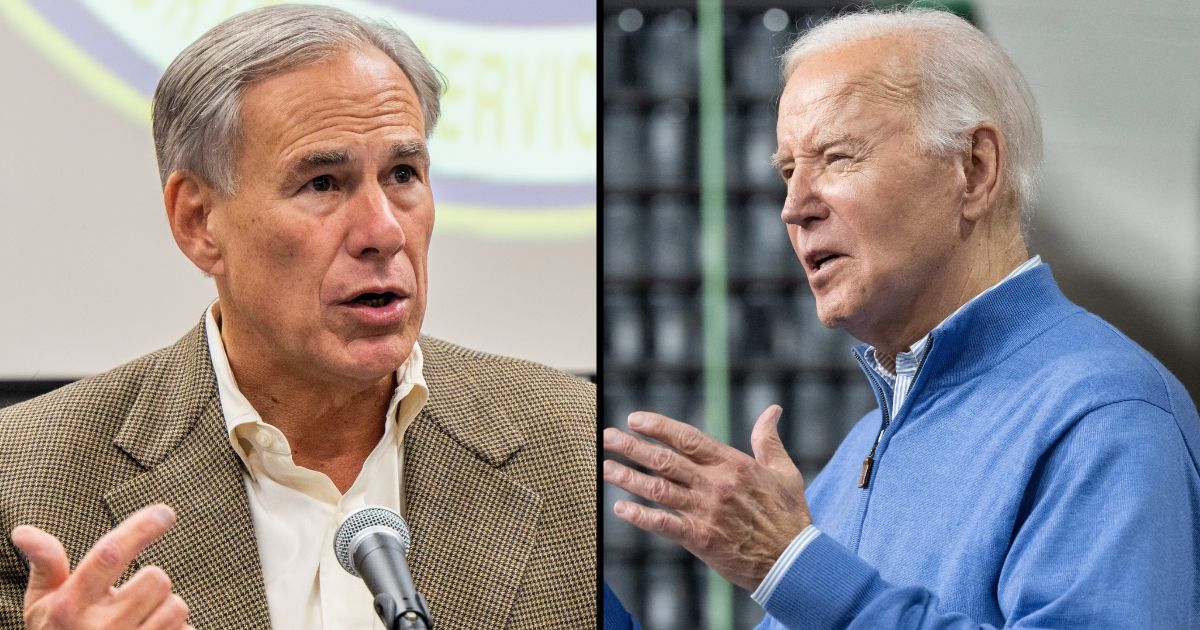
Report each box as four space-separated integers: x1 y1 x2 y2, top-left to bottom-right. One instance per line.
603 7 1200 629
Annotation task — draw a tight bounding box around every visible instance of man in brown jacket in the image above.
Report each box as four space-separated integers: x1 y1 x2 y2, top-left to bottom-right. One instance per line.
0 5 595 629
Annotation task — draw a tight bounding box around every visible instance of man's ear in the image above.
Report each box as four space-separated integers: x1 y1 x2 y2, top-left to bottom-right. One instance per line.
960 124 1004 222
163 170 224 276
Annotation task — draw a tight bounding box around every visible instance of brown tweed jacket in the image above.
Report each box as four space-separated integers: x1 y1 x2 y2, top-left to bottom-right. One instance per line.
0 323 596 629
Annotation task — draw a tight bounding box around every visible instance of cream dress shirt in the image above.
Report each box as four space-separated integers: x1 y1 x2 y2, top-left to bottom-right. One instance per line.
204 303 428 629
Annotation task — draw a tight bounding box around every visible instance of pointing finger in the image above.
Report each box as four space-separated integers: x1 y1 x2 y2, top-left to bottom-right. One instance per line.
71 504 176 602
10 525 69 604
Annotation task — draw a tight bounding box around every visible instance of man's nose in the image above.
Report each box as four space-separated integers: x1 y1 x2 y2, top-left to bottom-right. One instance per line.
780 173 828 229
345 183 406 258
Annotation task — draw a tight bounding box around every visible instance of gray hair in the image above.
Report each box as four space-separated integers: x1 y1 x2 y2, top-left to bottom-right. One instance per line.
781 7 1042 231
152 4 444 194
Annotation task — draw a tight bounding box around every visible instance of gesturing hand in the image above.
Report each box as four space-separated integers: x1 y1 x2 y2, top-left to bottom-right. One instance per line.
10 504 194 630
603 405 813 591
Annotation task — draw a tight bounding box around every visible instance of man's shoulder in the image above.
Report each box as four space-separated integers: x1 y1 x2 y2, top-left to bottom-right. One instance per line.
1009 310 1198 440
415 335 595 466
964 266 1188 414
0 324 209 442
417 335 595 407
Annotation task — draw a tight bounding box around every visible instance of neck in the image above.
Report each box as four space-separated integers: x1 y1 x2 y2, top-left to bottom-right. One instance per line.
235 353 394 493
234 367 393 458
214 304 395 492
868 227 1027 358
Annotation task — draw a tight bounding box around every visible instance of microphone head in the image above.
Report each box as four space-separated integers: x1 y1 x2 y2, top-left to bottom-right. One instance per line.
333 505 412 576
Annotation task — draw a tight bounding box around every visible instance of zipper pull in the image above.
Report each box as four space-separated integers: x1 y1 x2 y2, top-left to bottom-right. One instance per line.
858 455 874 489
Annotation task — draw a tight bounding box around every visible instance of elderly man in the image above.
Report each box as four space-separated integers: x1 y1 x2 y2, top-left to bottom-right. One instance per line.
604 8 1200 629
0 5 594 629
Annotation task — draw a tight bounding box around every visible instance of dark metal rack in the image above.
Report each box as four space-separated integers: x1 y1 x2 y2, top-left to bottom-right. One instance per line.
602 2 873 628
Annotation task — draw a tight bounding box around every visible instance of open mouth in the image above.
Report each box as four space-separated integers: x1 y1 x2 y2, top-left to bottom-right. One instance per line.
349 292 400 308
813 254 840 271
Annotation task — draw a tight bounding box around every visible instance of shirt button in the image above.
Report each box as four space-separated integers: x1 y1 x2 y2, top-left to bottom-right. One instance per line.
254 432 273 449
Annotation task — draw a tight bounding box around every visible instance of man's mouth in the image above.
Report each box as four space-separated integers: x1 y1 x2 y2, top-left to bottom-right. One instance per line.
349 291 400 308
812 254 841 271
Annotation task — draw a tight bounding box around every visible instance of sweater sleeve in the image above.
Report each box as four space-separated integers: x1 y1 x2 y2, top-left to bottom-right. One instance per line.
604 581 645 630
756 399 1199 629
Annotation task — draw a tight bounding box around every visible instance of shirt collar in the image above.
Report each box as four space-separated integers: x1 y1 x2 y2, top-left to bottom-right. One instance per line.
204 301 428 478
867 256 1042 380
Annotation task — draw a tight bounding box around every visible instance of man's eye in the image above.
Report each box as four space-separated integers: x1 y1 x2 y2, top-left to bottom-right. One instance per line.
826 153 850 165
308 175 334 192
392 165 415 184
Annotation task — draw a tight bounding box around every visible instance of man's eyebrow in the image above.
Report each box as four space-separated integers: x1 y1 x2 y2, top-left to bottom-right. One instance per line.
776 131 863 166
390 141 429 165
770 151 788 172
814 132 860 152
285 149 352 181
282 143 428 186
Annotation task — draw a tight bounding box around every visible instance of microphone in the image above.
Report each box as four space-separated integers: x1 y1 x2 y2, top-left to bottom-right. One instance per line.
334 505 434 630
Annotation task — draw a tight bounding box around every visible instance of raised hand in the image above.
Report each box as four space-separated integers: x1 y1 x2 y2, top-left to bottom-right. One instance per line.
10 504 193 630
603 405 812 591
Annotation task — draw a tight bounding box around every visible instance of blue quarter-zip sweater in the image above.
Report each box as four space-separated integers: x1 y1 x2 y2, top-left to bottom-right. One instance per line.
757 264 1200 629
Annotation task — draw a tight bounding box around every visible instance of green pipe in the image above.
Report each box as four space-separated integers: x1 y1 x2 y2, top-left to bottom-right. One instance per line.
696 0 732 627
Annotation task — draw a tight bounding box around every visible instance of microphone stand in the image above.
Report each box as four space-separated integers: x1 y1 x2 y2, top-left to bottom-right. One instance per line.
356 534 435 630
373 591 433 630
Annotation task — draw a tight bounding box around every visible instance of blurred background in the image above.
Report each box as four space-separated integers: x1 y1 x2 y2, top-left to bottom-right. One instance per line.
0 0 596 406
602 0 1200 628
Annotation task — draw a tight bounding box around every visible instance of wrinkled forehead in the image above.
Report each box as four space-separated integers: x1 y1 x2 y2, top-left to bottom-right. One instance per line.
242 47 426 153
778 38 921 132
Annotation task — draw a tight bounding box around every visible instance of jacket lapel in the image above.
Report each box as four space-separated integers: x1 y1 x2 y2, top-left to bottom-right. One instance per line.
403 350 542 629
95 327 544 629
102 323 271 629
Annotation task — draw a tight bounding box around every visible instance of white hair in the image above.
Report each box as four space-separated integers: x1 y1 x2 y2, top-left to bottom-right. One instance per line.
781 7 1042 231
152 4 444 195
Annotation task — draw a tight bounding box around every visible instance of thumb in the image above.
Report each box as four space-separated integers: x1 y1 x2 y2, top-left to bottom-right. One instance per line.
750 405 792 469
11 525 70 602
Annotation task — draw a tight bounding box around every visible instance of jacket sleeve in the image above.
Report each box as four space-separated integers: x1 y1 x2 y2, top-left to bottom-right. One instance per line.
757 399 1199 629
0 529 27 629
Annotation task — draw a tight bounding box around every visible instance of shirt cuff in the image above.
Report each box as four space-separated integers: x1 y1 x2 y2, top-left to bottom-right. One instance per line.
751 524 822 605
759 530 891 629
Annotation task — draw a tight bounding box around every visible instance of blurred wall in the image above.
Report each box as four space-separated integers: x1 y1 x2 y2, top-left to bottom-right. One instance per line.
0 1 596 378
977 0 1200 399
603 1 1200 628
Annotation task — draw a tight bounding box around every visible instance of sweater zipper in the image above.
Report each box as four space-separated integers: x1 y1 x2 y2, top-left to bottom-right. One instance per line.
853 353 890 489
853 339 934 489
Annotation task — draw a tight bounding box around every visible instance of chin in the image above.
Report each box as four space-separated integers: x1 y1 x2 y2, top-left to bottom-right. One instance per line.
818 312 848 331
813 297 847 330
813 277 874 331
329 361 402 389
335 334 416 381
